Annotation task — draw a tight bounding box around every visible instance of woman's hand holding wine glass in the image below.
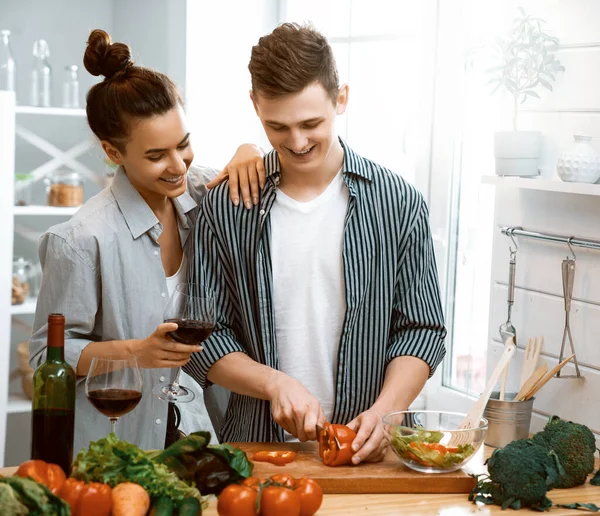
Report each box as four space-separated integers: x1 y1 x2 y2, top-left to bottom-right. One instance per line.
153 283 215 404
130 322 203 369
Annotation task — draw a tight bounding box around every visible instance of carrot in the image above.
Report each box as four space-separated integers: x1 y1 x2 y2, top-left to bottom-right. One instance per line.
111 482 150 516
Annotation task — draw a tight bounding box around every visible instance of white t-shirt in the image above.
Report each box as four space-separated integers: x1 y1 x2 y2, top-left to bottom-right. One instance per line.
270 170 349 439
165 254 216 439
166 254 187 298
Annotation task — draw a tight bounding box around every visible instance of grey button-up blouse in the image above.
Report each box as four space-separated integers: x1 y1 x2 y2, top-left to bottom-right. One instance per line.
29 165 216 454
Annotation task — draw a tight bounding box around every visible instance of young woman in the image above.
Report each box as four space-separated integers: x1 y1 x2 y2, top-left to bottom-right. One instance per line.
29 29 264 453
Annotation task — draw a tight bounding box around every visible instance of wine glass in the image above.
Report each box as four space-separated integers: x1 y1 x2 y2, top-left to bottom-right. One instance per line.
153 283 215 403
85 354 143 435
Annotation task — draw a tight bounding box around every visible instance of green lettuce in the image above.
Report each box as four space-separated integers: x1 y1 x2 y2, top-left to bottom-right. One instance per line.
71 432 201 502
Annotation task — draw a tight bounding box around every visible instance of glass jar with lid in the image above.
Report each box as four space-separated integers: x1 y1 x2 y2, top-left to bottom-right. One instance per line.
46 169 84 207
12 257 32 305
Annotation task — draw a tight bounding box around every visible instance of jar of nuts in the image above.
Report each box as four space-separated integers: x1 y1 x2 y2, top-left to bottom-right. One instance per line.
12 257 32 305
46 169 84 207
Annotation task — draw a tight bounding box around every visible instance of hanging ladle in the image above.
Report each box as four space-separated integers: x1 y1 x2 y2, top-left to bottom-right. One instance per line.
498 228 518 400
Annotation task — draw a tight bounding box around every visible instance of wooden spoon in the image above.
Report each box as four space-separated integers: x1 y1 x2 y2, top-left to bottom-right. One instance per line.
515 362 547 401
522 354 575 400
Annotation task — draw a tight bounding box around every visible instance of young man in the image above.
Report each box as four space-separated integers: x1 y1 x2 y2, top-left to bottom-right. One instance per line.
185 23 446 464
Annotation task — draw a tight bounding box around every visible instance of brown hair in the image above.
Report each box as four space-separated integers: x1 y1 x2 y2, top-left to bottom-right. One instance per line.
248 23 339 103
83 29 182 152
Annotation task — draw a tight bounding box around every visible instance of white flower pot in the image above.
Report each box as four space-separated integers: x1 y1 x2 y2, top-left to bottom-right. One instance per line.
556 135 600 184
494 131 541 177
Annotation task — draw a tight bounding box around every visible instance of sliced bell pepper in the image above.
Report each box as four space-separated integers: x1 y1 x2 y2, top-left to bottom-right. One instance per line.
252 450 297 466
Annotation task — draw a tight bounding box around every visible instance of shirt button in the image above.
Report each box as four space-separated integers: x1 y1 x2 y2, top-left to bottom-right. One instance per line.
154 250 159 256
259 209 265 215
161 292 166 298
159 376 165 382
155 418 162 425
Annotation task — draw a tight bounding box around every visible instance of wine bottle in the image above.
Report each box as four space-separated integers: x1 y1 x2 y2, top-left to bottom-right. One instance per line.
31 313 76 475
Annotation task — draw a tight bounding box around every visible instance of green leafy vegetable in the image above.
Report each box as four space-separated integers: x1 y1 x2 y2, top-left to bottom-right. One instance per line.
0 482 28 515
152 431 253 495
0 477 70 516
71 432 201 503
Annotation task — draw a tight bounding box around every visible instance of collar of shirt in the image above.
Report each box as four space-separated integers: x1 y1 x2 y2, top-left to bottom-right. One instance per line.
111 166 197 240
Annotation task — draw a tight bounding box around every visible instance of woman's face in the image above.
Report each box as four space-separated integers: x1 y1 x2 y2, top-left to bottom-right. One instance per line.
103 105 194 200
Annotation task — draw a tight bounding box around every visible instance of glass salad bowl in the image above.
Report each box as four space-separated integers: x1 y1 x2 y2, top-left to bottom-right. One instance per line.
383 410 488 474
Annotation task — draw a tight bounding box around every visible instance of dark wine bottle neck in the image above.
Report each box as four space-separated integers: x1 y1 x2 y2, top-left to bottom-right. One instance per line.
46 346 64 362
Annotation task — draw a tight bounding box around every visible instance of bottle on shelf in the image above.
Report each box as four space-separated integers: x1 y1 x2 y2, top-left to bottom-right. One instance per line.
62 65 79 108
31 39 52 107
31 313 76 475
0 30 15 94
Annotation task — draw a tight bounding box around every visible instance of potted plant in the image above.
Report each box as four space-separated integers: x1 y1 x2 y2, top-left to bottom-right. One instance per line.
487 9 565 176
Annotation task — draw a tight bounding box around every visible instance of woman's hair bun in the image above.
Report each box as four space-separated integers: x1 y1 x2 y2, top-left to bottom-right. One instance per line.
83 29 133 79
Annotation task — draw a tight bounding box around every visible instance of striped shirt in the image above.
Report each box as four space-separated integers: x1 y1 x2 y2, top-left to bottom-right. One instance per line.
185 140 446 443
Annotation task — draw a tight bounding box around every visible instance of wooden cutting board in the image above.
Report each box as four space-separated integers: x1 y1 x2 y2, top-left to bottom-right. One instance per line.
232 441 482 494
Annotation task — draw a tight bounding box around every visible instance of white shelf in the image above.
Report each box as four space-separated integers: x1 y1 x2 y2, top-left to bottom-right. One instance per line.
7 394 32 415
10 298 36 316
482 175 600 196
13 205 79 216
15 106 86 117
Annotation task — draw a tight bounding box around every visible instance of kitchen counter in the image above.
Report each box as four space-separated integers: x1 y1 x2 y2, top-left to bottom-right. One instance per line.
1 446 598 515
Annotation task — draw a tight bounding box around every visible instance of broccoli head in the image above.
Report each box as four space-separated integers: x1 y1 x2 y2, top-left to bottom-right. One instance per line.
469 438 562 511
532 415 596 489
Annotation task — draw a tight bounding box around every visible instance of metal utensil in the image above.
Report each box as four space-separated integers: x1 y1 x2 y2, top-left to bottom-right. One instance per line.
557 254 581 378
499 236 518 400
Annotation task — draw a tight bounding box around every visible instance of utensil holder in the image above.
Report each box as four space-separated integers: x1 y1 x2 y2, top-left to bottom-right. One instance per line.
483 391 534 448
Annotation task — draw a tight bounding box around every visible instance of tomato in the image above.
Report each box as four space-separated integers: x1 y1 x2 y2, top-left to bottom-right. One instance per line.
318 422 356 467
295 478 323 516
253 450 297 466
269 473 296 488
59 478 112 516
15 460 66 495
259 485 301 516
217 484 258 516
242 476 265 491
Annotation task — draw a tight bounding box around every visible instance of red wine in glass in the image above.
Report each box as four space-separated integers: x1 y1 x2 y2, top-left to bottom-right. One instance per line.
87 389 142 417
85 354 143 435
154 283 215 403
164 319 215 344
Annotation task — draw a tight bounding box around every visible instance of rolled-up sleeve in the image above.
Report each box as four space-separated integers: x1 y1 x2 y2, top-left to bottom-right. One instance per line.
387 199 447 377
29 233 99 371
183 195 246 389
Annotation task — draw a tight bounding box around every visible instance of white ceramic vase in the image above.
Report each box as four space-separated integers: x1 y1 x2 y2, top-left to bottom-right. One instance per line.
556 135 600 183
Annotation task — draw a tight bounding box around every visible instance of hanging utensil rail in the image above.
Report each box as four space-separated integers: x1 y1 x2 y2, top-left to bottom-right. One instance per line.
500 227 600 251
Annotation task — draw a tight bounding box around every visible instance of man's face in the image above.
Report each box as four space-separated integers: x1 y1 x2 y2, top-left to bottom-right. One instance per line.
102 105 194 201
252 82 348 175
